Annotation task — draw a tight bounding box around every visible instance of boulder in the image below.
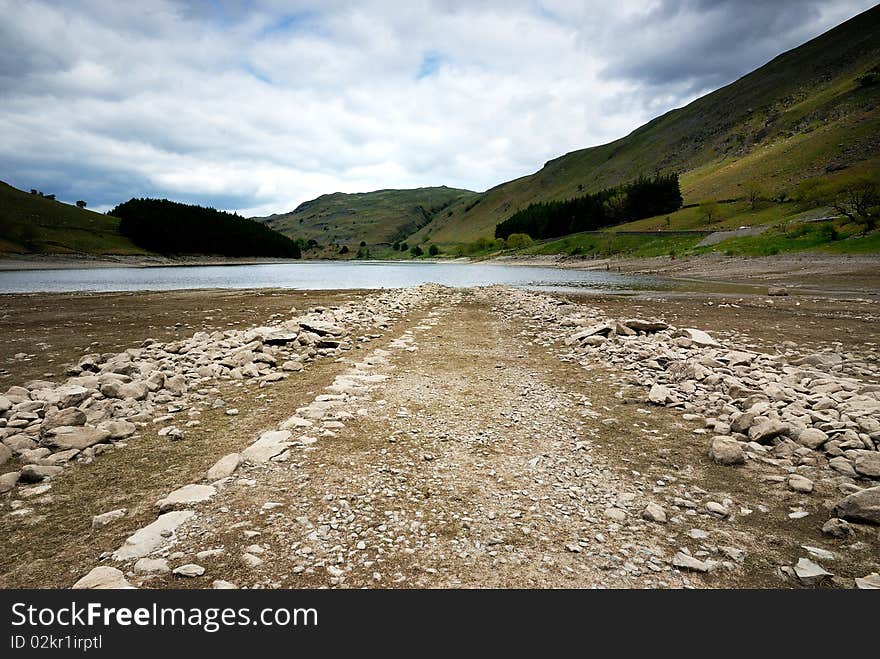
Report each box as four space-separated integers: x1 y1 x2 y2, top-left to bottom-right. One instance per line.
832 486 880 525
72 566 134 589
0 395 11 413
20 464 63 482
796 427 829 450
45 426 110 450
207 453 241 480
852 451 880 478
0 471 20 493
42 407 87 433
100 380 148 401
680 328 721 348
156 484 216 512
641 503 667 523
298 320 345 337
793 558 832 585
134 558 170 574
113 510 195 560
708 436 745 466
788 474 814 493
748 419 789 443
92 508 127 529
623 319 668 333
99 420 137 439
0 443 11 467
648 384 673 405
672 552 709 573
164 375 187 396
821 518 854 538
172 563 205 578
241 430 292 464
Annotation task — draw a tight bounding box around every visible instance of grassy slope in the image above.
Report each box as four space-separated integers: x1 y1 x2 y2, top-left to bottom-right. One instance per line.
419 5 880 245
253 186 477 249
0 181 147 255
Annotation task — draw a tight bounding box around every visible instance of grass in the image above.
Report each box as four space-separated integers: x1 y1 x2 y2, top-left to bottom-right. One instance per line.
0 181 148 255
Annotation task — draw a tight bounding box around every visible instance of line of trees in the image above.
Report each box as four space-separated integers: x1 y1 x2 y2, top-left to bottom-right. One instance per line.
495 173 683 240
111 198 301 257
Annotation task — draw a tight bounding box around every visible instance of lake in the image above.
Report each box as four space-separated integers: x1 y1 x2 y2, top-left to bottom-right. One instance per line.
0 260 765 295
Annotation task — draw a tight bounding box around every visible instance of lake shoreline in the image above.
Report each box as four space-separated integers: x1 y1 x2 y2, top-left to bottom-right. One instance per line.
0 251 877 296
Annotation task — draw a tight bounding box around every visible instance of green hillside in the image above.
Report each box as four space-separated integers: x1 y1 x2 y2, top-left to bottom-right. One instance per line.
253 186 477 253
412 4 880 245
0 181 147 255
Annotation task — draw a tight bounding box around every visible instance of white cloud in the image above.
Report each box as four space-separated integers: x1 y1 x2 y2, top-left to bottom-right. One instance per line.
0 0 874 216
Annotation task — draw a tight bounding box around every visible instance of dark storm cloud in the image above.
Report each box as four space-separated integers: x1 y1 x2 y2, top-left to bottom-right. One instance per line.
599 0 872 94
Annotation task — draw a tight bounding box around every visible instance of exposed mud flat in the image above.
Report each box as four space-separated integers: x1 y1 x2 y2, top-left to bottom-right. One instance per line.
0 285 878 589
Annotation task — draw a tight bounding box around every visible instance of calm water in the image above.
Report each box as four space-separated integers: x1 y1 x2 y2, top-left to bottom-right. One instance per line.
0 261 766 295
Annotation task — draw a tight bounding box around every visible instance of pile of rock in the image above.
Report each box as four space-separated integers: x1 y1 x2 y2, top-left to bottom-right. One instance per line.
0 285 440 497
493 286 880 539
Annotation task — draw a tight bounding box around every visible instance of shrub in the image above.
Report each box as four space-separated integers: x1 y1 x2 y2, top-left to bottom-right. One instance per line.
428 244 440 256
409 245 424 257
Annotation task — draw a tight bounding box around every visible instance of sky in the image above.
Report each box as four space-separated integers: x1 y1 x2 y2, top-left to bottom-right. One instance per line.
0 0 875 216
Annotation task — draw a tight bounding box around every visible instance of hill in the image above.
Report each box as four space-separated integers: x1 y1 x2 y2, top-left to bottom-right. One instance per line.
0 181 147 255
253 186 477 253
409 5 880 245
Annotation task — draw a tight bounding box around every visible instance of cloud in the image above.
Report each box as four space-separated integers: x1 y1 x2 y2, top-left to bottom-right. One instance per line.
0 0 874 216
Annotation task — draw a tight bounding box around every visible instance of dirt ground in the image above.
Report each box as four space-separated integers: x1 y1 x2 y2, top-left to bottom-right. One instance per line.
0 285 878 588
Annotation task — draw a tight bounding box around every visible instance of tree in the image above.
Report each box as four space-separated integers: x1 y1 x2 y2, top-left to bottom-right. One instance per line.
409 245 423 257
339 245 349 254
699 200 721 224
76 200 87 208
399 242 408 252
744 181 763 210
505 233 533 249
428 244 440 256
359 240 366 247
393 242 400 251
834 178 879 233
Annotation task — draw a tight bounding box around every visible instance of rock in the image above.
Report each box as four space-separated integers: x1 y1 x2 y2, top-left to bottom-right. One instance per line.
855 573 880 589
681 328 721 348
42 408 87 433
793 558 832 585
43 385 92 409
72 566 134 589
279 415 313 430
134 558 170 574
832 486 880 525
642 503 667 523
788 474 814 493
828 456 858 477
299 320 345 336
801 545 835 561
767 287 788 296
99 420 137 439
749 419 789 443
821 518 854 538
0 443 11 467
20 464 63 482
0 395 11 412
604 507 627 522
648 384 672 405
213 579 238 589
172 563 205 578
708 436 745 465
705 501 729 517
165 375 187 396
0 471 20 493
207 453 241 480
242 552 264 568
623 319 668 333
853 451 880 478
241 430 292 464
45 426 110 450
156 484 216 512
281 360 304 372
672 552 709 573
796 428 828 450
100 380 148 401
113 510 195 560
92 508 127 529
